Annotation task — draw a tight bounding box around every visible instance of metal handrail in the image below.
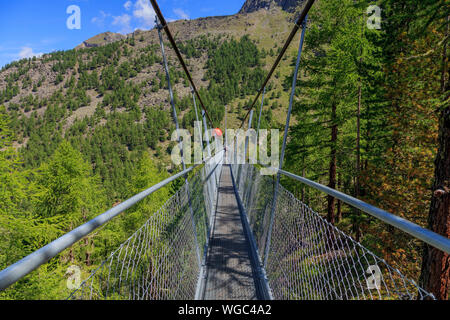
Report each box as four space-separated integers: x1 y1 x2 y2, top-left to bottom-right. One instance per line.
265 167 450 254
149 0 215 128
229 164 273 300
0 154 221 291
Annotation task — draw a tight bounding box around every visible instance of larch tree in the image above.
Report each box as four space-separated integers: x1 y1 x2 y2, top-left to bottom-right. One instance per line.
285 0 378 229
419 5 449 300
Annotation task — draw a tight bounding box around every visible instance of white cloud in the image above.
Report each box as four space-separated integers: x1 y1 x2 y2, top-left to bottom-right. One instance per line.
91 10 110 27
124 1 132 11
133 0 156 29
173 8 189 20
112 14 132 34
18 47 43 59
92 1 156 33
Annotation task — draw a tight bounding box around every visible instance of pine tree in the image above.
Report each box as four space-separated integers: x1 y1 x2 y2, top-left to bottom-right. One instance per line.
37 141 106 230
286 0 376 225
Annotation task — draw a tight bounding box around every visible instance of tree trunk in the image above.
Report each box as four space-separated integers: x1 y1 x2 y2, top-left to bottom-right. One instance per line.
419 105 450 300
301 167 306 203
69 221 74 263
327 103 337 225
337 171 342 222
419 22 449 299
440 17 449 94
356 1 363 201
356 83 361 198
82 210 92 266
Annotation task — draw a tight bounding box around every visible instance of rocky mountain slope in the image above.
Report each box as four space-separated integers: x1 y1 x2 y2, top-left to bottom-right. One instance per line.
1 6 303 131
240 0 306 13
0 3 305 199
75 32 128 49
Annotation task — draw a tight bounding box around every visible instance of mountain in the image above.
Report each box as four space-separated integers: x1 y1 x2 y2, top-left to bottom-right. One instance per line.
0 6 304 201
239 0 306 14
1 0 447 301
75 32 127 49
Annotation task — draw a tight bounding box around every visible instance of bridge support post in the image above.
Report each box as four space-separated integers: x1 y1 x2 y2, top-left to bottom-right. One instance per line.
256 87 266 141
156 17 202 273
245 109 254 162
263 16 308 269
202 110 218 221
224 105 228 163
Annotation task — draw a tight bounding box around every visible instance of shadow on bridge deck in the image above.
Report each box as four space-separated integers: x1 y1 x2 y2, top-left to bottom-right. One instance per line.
203 165 258 300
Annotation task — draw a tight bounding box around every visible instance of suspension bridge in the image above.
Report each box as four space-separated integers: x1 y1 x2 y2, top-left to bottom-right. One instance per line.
0 0 449 300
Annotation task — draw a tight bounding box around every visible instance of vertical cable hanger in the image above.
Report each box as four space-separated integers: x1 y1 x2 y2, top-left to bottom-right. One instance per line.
149 0 216 130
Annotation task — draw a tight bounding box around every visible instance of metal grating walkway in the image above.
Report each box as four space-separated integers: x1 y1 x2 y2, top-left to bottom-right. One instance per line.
203 165 258 300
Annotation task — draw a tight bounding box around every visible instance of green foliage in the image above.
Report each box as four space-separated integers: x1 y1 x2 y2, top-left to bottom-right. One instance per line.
122 153 170 234
0 82 20 103
285 0 381 208
206 35 265 102
0 0 446 299
37 141 105 223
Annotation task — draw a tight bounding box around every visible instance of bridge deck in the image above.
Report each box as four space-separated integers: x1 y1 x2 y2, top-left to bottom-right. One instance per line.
203 165 257 300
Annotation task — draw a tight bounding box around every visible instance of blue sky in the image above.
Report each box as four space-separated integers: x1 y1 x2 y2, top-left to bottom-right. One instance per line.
0 0 245 68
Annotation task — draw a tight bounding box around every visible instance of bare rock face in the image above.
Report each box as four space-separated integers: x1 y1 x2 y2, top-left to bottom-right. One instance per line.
75 32 126 49
74 0 305 50
239 0 305 14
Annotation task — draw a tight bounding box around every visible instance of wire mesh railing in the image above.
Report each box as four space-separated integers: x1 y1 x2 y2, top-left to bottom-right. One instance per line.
68 153 223 300
232 164 436 300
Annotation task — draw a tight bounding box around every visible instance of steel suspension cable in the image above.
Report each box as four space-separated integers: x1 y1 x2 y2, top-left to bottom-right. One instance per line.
149 0 215 129
155 17 202 270
238 0 316 129
264 15 309 268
